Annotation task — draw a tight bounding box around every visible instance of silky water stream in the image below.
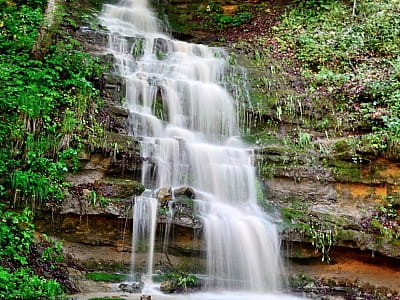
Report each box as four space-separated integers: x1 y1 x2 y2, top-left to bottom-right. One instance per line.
84 0 303 298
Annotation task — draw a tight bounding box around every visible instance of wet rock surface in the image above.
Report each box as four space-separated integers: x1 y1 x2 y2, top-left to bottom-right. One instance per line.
95 177 145 198
174 186 195 199
119 281 144 293
157 187 173 207
74 28 109 52
159 280 176 293
289 275 400 300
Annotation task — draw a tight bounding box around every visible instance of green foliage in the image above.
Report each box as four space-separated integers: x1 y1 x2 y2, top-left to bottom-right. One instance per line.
87 191 110 207
159 206 169 215
132 39 143 58
370 219 400 243
202 2 252 29
376 197 398 219
87 190 98 206
306 222 336 263
155 271 199 290
0 267 63 299
213 11 252 28
0 204 64 298
0 206 34 266
40 234 64 264
156 49 167 60
175 273 198 290
0 0 104 210
278 0 400 66
371 195 400 243
0 0 106 296
0 2 43 54
276 0 400 147
297 130 311 149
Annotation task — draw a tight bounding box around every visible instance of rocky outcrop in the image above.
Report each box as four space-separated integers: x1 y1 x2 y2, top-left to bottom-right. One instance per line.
119 281 144 293
257 143 400 260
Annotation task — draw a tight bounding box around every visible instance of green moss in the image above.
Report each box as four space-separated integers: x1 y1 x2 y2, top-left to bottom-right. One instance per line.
333 167 363 182
176 257 206 274
98 177 145 195
335 229 359 242
154 2 202 34
281 207 307 222
324 158 364 182
256 145 311 179
85 272 127 282
282 203 348 230
81 260 130 273
333 139 352 153
326 158 358 169
371 219 400 244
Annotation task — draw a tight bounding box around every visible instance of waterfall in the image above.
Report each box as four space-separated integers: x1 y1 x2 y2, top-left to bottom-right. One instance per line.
100 0 283 293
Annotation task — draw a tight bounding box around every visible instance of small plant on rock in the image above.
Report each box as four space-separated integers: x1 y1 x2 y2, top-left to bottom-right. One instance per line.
306 221 336 263
158 271 200 293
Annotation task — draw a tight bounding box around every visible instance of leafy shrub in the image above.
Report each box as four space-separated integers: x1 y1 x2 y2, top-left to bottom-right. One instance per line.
0 267 63 299
213 11 252 28
0 0 104 210
155 271 199 290
202 1 252 29
0 2 43 54
278 0 400 67
0 206 34 267
0 204 66 298
276 0 400 148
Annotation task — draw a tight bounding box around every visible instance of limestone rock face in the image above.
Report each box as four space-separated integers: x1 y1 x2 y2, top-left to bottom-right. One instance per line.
119 281 144 293
160 280 177 293
154 38 171 54
37 215 130 246
95 177 145 198
257 145 400 260
174 186 195 199
74 29 109 52
61 177 144 218
157 187 172 207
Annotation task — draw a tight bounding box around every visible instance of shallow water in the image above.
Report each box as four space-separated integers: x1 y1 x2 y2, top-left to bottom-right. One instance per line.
70 280 305 299
71 291 303 300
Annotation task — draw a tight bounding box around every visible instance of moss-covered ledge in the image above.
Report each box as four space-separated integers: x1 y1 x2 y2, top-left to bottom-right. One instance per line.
278 204 400 260
256 137 400 260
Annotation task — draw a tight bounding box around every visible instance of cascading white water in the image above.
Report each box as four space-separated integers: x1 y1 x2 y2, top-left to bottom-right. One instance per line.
100 0 284 293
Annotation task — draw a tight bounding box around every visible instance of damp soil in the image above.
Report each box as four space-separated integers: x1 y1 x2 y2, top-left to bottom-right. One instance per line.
287 247 400 299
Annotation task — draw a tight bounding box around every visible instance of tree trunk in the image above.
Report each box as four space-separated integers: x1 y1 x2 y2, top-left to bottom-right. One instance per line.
31 0 59 60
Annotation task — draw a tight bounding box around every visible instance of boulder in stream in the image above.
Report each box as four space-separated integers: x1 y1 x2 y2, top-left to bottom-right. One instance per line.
119 281 144 293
